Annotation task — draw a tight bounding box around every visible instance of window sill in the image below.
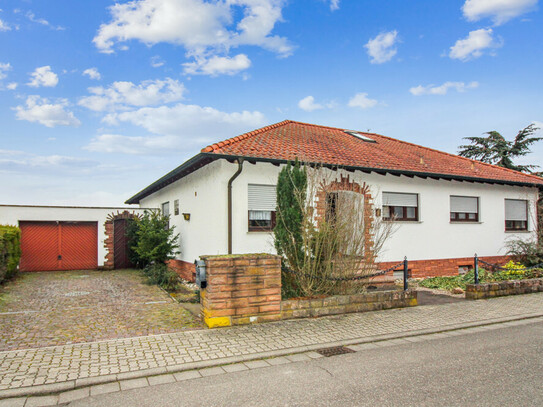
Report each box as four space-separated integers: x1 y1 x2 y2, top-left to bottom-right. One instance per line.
504 230 531 233
449 221 483 224
383 220 423 224
247 230 273 234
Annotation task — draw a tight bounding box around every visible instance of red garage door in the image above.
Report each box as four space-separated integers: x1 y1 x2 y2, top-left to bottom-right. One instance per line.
19 221 98 271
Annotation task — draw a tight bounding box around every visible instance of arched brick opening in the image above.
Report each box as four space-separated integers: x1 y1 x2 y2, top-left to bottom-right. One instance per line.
314 174 376 263
103 211 140 270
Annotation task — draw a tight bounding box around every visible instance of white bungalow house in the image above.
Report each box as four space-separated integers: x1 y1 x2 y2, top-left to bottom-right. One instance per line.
126 120 543 280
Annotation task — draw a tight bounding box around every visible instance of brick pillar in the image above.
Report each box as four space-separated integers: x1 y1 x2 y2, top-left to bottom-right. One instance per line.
200 254 282 328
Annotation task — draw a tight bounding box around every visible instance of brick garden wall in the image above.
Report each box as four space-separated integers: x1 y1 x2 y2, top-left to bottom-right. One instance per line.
200 254 419 329
466 278 543 299
200 254 282 328
281 290 417 320
378 255 511 279
167 259 196 282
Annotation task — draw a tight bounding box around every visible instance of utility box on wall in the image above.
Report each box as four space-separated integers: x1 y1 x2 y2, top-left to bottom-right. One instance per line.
199 254 282 328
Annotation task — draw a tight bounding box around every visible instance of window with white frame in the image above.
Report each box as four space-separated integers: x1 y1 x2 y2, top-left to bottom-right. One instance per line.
174 199 179 216
382 192 418 221
161 201 170 217
248 184 277 231
450 196 479 222
505 199 528 231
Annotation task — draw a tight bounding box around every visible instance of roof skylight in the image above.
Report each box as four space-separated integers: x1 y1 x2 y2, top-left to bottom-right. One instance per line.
344 130 376 143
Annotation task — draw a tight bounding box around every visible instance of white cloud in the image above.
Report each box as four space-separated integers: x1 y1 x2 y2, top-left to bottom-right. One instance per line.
298 96 323 112
0 149 94 169
348 93 378 109
183 54 251 76
85 134 183 155
462 0 537 25
78 78 186 112
83 67 101 80
410 81 479 96
329 0 340 11
27 65 59 87
14 95 81 128
364 30 399 64
0 18 11 31
449 28 502 61
93 0 292 75
0 62 11 80
101 103 266 140
6 82 17 90
151 55 165 68
26 11 65 30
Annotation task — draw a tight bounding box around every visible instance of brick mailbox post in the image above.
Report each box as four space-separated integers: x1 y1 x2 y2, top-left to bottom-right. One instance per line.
200 254 282 328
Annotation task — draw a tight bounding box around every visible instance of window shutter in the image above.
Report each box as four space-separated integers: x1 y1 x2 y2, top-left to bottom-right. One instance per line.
450 196 478 213
248 184 277 211
505 199 527 221
382 192 418 207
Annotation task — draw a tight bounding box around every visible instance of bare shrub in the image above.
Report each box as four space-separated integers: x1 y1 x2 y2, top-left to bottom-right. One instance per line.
275 164 397 297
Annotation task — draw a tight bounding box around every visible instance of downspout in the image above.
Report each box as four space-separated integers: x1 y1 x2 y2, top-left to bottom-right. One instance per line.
227 158 244 254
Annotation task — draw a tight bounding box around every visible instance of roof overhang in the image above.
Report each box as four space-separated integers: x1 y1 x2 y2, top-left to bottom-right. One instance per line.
125 153 217 204
126 152 543 204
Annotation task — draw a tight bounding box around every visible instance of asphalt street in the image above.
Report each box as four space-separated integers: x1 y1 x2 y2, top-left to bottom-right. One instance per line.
69 320 543 407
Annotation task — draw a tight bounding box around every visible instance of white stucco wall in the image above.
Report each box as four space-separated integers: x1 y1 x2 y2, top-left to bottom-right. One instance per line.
139 159 539 264
0 205 147 267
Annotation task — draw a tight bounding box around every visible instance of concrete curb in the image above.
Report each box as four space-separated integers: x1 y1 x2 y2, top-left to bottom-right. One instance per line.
1 311 542 400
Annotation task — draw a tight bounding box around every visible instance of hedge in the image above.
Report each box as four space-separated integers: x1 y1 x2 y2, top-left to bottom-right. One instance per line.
0 225 21 283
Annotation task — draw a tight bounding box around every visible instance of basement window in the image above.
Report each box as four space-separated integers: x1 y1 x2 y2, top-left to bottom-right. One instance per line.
344 130 376 143
505 199 528 231
248 184 277 232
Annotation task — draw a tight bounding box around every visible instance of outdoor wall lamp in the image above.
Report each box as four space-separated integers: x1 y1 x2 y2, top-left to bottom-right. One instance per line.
375 208 382 217
182 213 191 221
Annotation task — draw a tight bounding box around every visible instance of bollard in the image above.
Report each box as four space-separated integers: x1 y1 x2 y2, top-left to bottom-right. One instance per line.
474 253 479 285
403 257 408 291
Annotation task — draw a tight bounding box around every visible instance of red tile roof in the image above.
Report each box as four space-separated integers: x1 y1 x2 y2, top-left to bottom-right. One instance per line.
202 120 543 186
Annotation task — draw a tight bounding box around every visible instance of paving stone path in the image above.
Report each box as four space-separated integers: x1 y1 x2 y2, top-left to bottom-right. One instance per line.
0 270 201 351
1 292 542 394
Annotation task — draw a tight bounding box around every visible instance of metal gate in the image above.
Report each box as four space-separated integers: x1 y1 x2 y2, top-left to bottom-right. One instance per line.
19 221 98 271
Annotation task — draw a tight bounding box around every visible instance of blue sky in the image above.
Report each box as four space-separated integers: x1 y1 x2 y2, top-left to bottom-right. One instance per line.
0 0 542 206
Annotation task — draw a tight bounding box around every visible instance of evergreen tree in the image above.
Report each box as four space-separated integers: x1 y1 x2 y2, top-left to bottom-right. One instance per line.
458 124 541 173
274 160 307 273
133 210 179 265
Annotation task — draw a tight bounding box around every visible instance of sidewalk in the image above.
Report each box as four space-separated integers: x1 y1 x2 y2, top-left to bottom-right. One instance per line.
1 293 543 400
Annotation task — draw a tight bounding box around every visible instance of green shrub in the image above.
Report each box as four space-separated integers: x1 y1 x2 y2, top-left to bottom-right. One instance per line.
507 238 543 268
131 210 179 266
143 263 179 291
274 160 307 298
0 225 22 283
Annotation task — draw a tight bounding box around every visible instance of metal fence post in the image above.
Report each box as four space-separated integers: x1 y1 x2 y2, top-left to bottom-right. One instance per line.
403 256 408 291
474 253 479 285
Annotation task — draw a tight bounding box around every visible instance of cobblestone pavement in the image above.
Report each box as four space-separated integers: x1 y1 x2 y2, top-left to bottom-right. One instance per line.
0 270 202 351
1 292 542 394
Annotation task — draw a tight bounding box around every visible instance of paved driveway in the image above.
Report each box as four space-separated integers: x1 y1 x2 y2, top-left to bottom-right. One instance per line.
0 270 202 351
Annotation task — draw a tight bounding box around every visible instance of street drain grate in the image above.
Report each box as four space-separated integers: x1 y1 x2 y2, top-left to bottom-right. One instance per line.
316 346 356 357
